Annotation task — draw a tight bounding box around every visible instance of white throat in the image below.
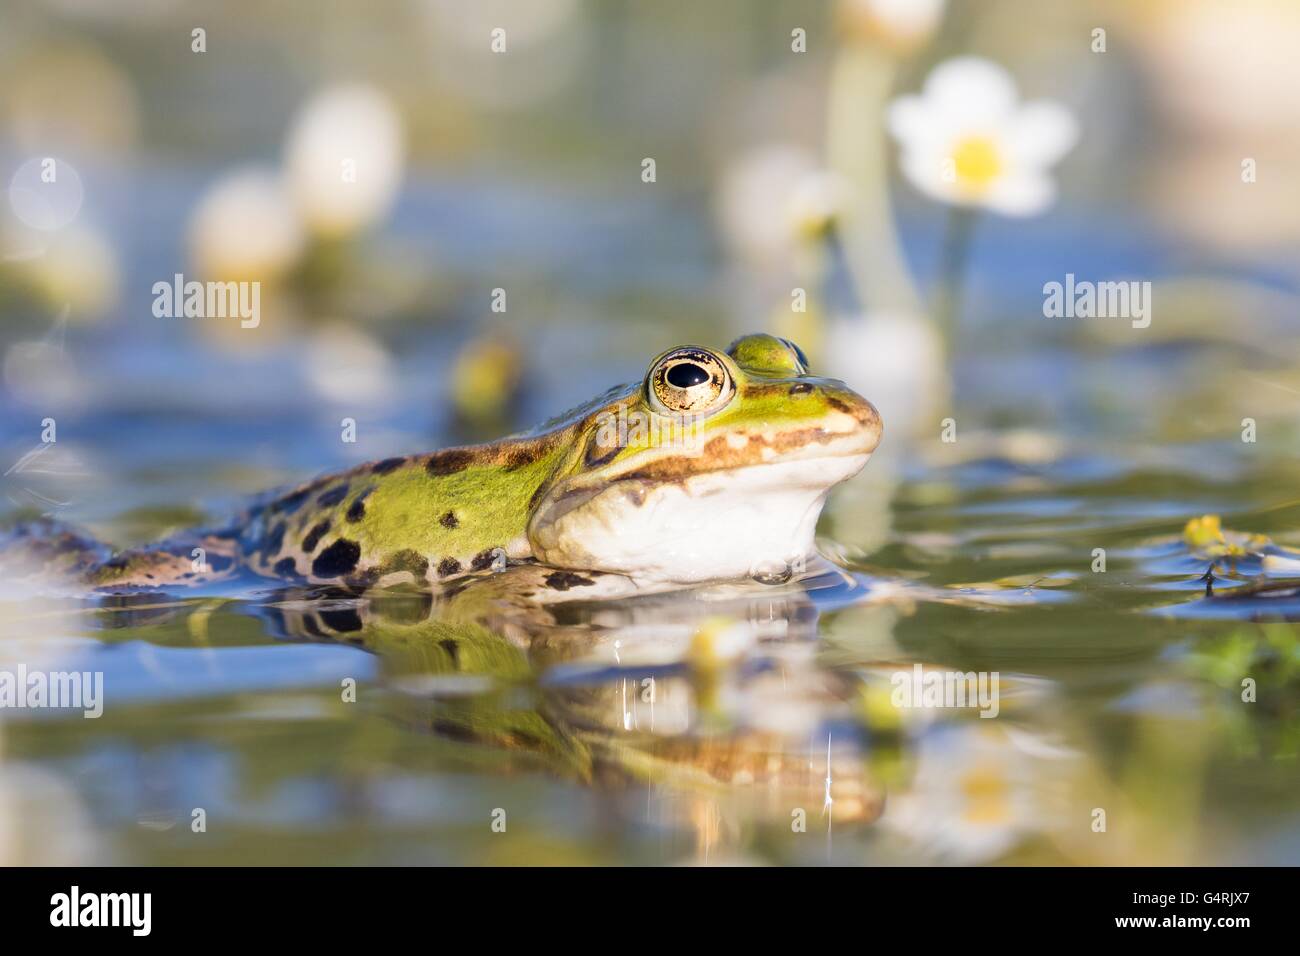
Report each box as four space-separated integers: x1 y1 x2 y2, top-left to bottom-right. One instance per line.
528 454 869 585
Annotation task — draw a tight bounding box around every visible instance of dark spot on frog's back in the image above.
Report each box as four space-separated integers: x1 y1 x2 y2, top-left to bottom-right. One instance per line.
502 441 545 471
302 520 330 553
273 488 310 515
312 539 361 578
470 548 499 571
436 557 462 578
273 556 299 577
346 487 374 523
426 449 475 477
316 484 350 507
371 456 406 475
439 511 458 529
262 521 287 557
544 571 596 591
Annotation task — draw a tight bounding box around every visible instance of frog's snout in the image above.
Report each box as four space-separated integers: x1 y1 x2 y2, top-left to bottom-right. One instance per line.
813 379 883 458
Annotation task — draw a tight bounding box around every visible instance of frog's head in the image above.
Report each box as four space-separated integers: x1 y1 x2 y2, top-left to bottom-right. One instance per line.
527 334 882 584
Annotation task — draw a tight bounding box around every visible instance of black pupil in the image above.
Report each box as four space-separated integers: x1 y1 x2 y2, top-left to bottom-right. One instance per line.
666 362 709 389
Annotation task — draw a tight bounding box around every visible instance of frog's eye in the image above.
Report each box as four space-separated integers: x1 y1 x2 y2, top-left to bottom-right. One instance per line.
647 348 735 415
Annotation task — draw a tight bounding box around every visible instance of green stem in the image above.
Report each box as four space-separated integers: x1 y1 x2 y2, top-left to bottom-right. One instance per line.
933 207 977 350
826 45 920 317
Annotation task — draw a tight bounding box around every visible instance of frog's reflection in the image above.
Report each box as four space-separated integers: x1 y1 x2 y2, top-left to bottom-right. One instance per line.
252 560 886 834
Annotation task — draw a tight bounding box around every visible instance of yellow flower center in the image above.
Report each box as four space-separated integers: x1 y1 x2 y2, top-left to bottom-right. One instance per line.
950 136 1003 193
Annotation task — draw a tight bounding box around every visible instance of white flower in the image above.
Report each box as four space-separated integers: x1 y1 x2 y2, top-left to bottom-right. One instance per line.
284 84 404 238
716 146 843 266
888 57 1078 216
304 324 394 406
883 722 1041 863
188 167 304 281
841 0 947 49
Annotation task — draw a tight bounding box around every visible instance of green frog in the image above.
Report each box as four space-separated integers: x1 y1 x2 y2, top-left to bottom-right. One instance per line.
6 334 881 597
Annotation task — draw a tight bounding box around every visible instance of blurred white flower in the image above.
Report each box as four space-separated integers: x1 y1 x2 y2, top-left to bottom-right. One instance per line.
884 722 1044 863
284 84 405 238
716 146 847 267
188 167 305 282
888 57 1078 216
840 0 946 49
787 171 849 240
304 323 394 406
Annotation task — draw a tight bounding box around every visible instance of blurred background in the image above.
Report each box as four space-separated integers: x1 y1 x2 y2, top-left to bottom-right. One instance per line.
2 0 1297 520
1 0 1298 865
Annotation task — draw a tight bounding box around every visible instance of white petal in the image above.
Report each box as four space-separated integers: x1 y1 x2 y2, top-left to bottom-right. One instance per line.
888 101 957 165
857 0 947 40
982 171 1056 217
898 149 962 204
1004 101 1079 169
922 56 1019 126
886 96 932 144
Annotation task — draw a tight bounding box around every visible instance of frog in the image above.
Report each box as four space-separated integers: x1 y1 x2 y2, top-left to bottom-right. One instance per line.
4 334 881 598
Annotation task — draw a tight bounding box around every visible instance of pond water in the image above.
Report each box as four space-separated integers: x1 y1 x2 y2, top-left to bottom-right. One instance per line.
2 222 1297 866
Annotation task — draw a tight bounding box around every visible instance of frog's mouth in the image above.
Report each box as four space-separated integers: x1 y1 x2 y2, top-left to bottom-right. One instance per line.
526 445 873 585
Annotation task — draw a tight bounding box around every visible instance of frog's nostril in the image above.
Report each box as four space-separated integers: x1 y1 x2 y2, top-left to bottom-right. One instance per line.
788 382 814 395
